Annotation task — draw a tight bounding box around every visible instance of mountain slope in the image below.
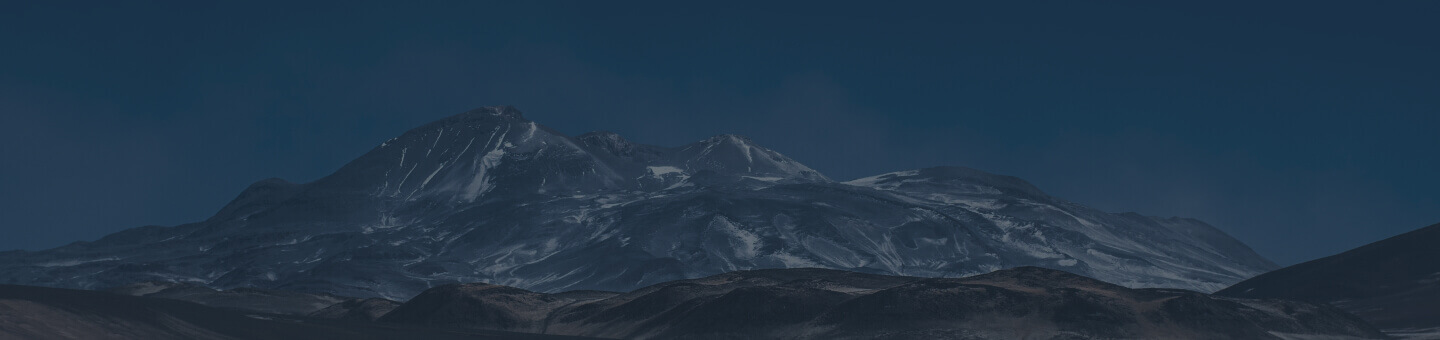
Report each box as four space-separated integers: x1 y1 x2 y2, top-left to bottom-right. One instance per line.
0 106 1275 299
1217 222 1440 335
380 267 1384 340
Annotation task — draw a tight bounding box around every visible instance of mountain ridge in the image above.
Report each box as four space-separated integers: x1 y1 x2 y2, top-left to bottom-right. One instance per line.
0 106 1276 299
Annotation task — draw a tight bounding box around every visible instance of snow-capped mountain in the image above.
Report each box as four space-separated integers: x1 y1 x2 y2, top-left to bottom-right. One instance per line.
0 106 1277 299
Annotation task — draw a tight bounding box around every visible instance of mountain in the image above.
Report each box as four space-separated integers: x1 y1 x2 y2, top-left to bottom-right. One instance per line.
0 284 601 340
0 106 1276 299
380 267 1385 340
1217 222 1440 338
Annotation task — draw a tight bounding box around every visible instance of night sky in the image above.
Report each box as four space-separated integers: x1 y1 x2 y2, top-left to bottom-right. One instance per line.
1 2 1436 266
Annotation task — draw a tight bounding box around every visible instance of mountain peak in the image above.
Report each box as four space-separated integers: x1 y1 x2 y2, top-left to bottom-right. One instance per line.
706 133 750 141
577 130 623 139
576 131 637 158
390 106 531 143
463 105 524 119
697 134 757 148
674 134 829 182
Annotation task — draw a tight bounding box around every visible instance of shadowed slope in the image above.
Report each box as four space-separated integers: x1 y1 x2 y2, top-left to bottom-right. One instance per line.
1218 222 1440 334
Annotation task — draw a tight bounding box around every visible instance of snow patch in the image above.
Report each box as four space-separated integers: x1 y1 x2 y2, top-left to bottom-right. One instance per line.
710 216 762 260
742 176 784 182
647 166 685 176
460 148 507 202
771 252 821 268
843 170 920 188
1384 327 1440 340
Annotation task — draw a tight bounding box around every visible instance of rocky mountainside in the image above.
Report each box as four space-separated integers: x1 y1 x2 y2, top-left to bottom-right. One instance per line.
380 266 1385 340
1217 222 1440 338
0 106 1275 299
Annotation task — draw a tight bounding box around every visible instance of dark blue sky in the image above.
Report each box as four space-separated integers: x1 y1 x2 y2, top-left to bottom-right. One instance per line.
1 1 1436 266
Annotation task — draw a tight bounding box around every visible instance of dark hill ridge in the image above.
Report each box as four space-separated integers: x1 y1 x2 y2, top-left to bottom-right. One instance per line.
381 266 1384 340
1218 222 1440 335
0 284 601 340
107 281 349 316
307 297 403 322
0 106 1275 299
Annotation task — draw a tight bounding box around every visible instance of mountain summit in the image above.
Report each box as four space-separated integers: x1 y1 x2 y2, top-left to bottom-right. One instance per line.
0 107 1276 299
